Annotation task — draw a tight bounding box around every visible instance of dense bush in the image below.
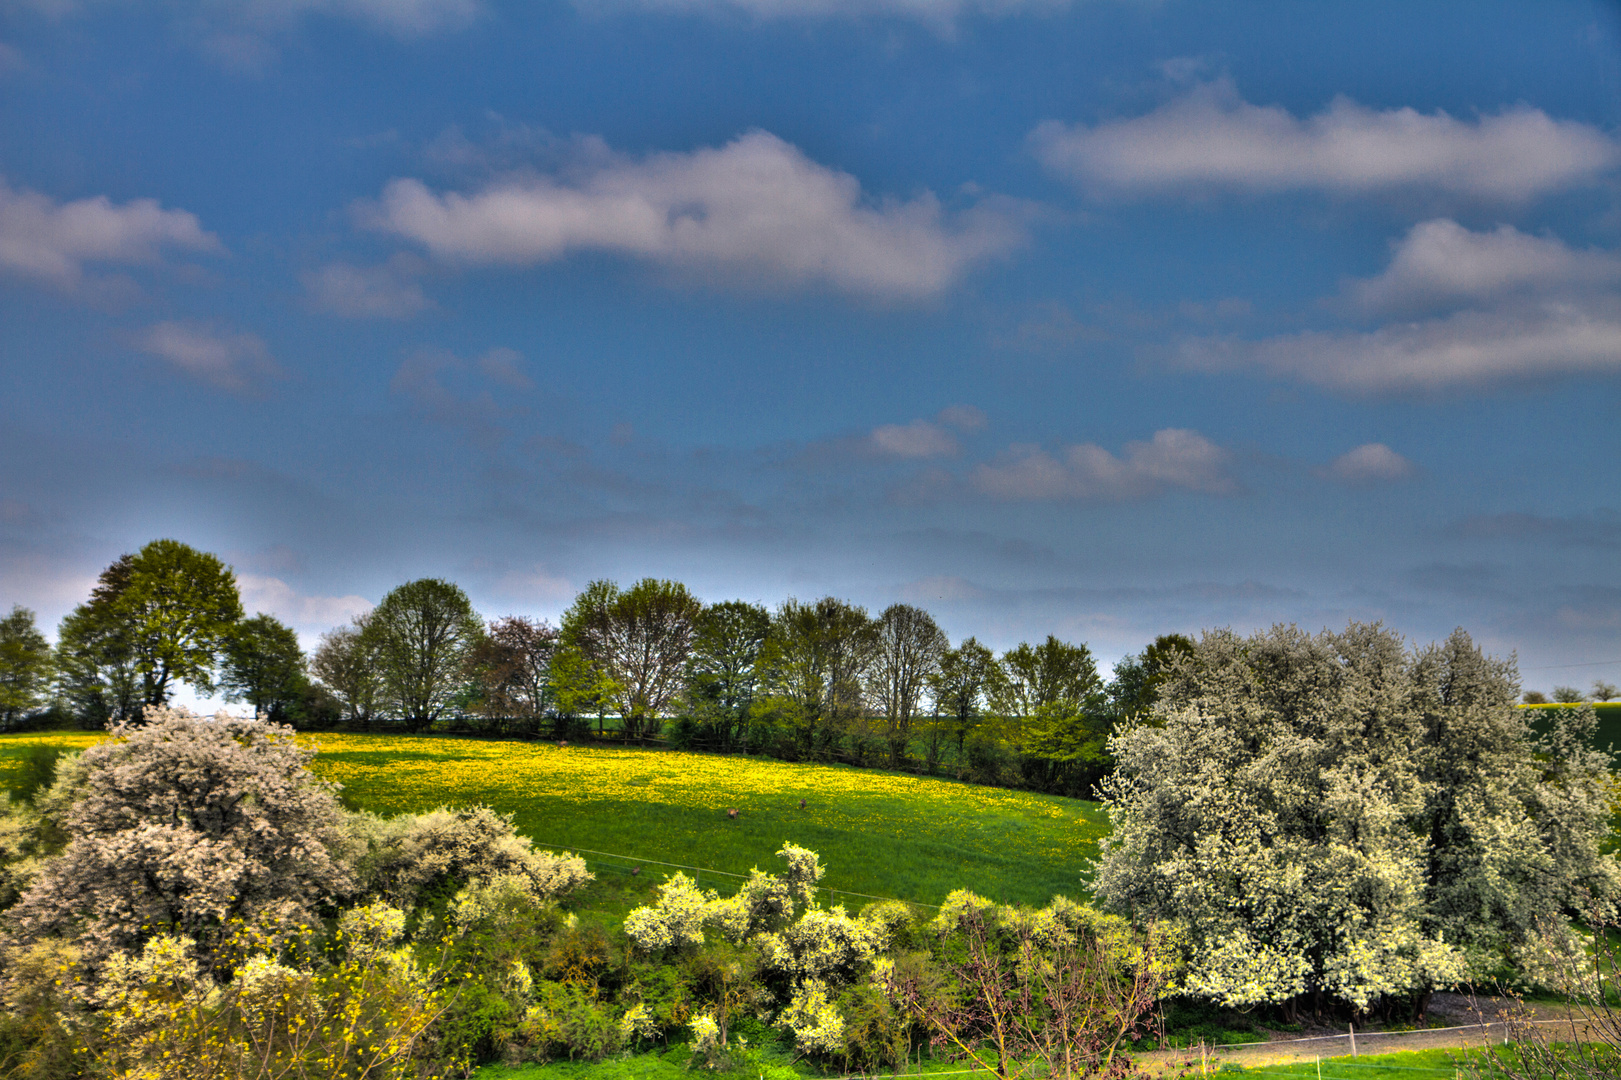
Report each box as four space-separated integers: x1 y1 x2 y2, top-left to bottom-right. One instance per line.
6 706 353 966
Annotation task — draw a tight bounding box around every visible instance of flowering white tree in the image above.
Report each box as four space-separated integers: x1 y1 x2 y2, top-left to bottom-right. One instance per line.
1096 623 1620 1016
6 706 353 964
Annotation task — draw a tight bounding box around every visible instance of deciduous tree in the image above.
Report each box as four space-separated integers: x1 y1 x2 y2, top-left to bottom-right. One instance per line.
364 579 483 733
0 606 52 729
929 637 1002 767
9 706 353 966
755 598 875 760
560 578 703 742
1097 622 1621 1016
468 615 559 735
220 614 307 723
869 604 947 769
684 600 771 752
310 614 380 728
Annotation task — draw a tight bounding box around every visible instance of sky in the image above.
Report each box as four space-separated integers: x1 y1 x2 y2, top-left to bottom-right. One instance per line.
1 0 1619 696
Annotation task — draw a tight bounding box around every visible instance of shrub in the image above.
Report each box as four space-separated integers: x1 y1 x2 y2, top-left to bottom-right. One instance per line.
345 804 590 908
5 707 353 966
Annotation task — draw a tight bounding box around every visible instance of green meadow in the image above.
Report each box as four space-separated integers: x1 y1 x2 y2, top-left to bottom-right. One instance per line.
0 730 1109 915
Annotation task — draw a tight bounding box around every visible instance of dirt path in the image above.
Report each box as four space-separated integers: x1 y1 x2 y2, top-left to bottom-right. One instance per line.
1138 994 1602 1070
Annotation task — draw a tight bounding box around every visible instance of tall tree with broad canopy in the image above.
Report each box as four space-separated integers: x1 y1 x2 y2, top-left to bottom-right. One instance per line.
869 603 948 768
219 613 307 723
683 600 771 752
310 613 379 728
560 578 703 742
0 606 53 728
1103 633 1195 724
56 542 243 715
56 557 143 727
1096 622 1621 1018
755 597 875 761
364 578 484 733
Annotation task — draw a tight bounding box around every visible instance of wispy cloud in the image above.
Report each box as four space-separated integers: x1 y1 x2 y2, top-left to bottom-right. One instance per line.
574 0 1064 28
391 345 532 436
236 574 373 637
0 177 220 286
1450 510 1621 549
1032 79 1619 201
971 428 1237 501
359 130 1024 298
136 321 285 396
1317 443 1414 485
1178 298 1621 393
304 257 431 319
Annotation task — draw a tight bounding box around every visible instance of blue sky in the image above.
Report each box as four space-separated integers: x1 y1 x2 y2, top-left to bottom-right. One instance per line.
2 0 1619 694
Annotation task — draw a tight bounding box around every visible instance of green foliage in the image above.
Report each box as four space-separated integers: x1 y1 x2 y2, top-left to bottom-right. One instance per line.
55 542 245 723
0 606 52 729
221 612 308 723
682 600 771 752
560 578 704 742
366 578 485 732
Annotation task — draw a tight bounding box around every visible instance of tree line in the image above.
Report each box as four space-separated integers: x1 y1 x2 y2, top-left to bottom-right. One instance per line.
0 540 1196 797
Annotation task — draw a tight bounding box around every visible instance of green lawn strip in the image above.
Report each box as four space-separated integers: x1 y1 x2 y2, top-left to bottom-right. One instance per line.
469 1043 1508 1080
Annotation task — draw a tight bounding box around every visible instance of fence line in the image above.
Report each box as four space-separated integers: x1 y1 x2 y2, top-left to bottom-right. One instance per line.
1197 1017 1593 1053
534 840 943 909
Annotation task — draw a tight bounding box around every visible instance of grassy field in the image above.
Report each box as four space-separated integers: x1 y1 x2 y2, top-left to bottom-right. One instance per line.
1521 702 1621 754
0 731 1108 913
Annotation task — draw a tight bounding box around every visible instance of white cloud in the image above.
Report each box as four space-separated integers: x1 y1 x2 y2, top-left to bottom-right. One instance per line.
574 0 1061 24
1349 219 1621 313
872 419 958 458
0 177 220 285
236 574 373 636
869 405 988 458
1031 80 1619 200
359 130 1024 298
305 258 431 318
1319 443 1414 485
136 321 285 396
1179 299 1621 393
971 428 1236 501
304 0 482 36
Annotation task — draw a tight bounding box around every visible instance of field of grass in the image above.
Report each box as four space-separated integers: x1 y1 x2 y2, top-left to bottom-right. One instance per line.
0 731 1109 913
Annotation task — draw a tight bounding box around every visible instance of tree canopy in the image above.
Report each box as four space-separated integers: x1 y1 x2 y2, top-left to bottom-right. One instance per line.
0 606 53 728
1096 622 1620 1015
364 578 484 733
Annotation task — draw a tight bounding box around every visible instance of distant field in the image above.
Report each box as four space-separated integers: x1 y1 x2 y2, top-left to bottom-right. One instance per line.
0 731 1107 911
1521 702 1621 756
